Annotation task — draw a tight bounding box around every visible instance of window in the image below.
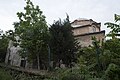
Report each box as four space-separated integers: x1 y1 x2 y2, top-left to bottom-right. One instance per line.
93 26 96 32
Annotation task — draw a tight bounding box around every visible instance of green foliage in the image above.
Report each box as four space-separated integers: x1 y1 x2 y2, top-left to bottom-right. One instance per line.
47 56 94 80
49 16 79 67
103 63 120 80
1 4 120 79
0 30 9 62
14 0 49 69
99 50 111 70
0 68 12 80
103 39 120 66
48 68 91 80
105 14 120 38
6 13 119 80
78 47 96 66
77 36 120 79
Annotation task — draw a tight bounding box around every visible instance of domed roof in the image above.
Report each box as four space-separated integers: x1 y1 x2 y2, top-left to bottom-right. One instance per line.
76 18 89 21
71 18 95 24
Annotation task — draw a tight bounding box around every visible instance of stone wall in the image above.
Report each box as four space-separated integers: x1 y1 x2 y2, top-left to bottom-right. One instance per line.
72 26 89 35
75 31 105 47
5 40 22 67
5 40 26 67
73 25 100 36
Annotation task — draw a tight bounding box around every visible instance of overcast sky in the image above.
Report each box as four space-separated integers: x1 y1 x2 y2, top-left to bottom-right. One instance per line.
0 0 120 34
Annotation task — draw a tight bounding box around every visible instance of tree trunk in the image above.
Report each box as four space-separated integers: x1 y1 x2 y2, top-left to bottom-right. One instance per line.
37 54 40 70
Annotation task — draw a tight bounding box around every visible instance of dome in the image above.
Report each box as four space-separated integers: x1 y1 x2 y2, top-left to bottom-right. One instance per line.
76 18 89 21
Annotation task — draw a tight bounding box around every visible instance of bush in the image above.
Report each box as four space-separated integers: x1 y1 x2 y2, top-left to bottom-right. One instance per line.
0 68 12 80
103 63 120 80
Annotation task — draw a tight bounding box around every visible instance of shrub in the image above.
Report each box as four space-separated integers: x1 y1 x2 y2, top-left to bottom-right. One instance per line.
0 68 12 80
103 63 120 80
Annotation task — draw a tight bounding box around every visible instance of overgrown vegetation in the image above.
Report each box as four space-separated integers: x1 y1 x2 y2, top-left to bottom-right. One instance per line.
0 0 120 80
14 0 49 70
0 68 12 80
0 32 8 62
49 16 79 67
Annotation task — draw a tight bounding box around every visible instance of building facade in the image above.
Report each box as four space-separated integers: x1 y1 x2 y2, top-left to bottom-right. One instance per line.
72 18 105 47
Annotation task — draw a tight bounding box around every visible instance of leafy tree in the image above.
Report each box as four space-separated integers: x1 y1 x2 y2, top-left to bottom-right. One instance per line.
49 16 79 67
103 39 120 66
0 68 12 80
105 14 120 38
104 14 120 66
14 0 49 69
104 63 120 80
0 30 9 62
78 37 120 79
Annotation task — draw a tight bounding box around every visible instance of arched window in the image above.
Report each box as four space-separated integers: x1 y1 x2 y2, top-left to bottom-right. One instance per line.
92 26 96 32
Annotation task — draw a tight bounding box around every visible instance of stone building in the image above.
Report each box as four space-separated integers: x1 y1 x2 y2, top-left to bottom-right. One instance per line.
5 40 21 66
5 38 27 68
72 18 105 47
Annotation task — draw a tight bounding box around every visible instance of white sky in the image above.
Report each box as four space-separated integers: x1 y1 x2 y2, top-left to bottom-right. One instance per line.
0 0 120 34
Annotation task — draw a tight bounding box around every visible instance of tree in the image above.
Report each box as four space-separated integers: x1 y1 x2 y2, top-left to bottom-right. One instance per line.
104 14 120 67
0 30 9 62
105 14 120 38
104 63 120 80
103 39 120 66
49 16 79 67
14 0 49 70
